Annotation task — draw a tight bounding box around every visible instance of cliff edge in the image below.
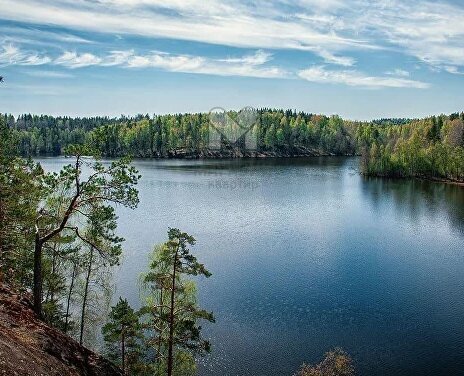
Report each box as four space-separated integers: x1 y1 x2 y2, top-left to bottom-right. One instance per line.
0 284 122 376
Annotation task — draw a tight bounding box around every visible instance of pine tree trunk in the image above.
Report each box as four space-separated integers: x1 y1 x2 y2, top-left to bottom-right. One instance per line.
64 262 77 333
33 236 43 318
121 327 126 375
46 243 58 303
167 251 178 376
50 244 58 302
157 288 163 365
80 246 94 346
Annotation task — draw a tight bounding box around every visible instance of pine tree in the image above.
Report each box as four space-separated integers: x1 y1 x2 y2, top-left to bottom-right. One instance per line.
33 145 140 317
103 298 143 375
0 118 42 286
140 229 214 376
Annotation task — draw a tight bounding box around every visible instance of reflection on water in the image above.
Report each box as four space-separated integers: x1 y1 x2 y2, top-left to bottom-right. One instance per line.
37 157 464 376
362 177 464 236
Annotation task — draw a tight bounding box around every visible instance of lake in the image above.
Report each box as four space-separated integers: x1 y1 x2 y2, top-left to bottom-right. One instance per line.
37 156 464 376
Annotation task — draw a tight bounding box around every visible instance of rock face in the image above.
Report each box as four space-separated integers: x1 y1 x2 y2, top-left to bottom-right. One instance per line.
164 146 341 159
0 284 122 376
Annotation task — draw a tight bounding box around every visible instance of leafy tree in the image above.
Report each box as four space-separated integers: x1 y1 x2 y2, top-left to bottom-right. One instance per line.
264 124 277 150
361 115 464 182
5 110 361 158
427 117 440 142
443 119 464 147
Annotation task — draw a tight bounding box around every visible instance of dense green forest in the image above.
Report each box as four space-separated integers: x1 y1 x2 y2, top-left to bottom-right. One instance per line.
3 109 464 182
360 113 464 182
2 110 358 157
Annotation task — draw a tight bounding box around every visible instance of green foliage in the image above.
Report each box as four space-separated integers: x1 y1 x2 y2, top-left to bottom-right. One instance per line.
0 118 43 286
140 229 214 376
32 145 140 316
100 229 215 375
3 109 464 375
5 110 360 157
6 111 464 182
0 120 141 328
2 115 219 373
103 298 144 375
361 116 464 181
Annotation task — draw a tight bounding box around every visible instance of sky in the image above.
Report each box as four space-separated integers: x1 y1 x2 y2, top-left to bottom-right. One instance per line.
0 0 464 120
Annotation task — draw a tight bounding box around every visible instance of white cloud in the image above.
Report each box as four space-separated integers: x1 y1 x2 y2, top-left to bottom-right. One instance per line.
3 0 463 75
103 50 135 66
1 44 287 79
112 49 288 78
0 25 94 44
385 69 410 77
127 53 204 71
0 44 50 66
0 0 373 57
351 0 464 70
54 51 102 68
298 65 429 89
315 49 355 66
219 50 272 66
0 43 434 87
443 66 464 75
0 0 463 76
0 27 95 53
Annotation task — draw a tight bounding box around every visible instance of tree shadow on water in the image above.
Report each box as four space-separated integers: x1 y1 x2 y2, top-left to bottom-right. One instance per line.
361 176 464 237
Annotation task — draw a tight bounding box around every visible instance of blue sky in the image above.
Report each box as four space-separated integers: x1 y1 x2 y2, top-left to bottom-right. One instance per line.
0 0 464 120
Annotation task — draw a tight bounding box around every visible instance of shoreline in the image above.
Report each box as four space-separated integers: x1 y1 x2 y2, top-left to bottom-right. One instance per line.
30 147 357 159
32 152 463 186
362 173 464 187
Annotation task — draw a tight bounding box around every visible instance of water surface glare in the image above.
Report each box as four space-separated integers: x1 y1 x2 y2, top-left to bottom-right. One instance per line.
37 157 464 376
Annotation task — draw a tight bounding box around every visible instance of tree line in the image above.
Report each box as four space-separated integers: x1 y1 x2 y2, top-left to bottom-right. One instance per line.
360 113 464 182
4 109 464 182
3 110 358 157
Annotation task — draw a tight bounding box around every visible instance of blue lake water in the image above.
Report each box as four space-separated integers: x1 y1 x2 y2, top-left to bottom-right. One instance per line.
38 157 464 376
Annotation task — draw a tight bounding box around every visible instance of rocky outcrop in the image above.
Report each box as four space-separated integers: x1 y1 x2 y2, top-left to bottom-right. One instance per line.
0 284 122 376
163 146 343 159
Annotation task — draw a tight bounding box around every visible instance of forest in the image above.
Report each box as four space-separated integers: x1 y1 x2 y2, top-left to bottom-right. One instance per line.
3 109 464 182
360 114 464 181
2 110 358 157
